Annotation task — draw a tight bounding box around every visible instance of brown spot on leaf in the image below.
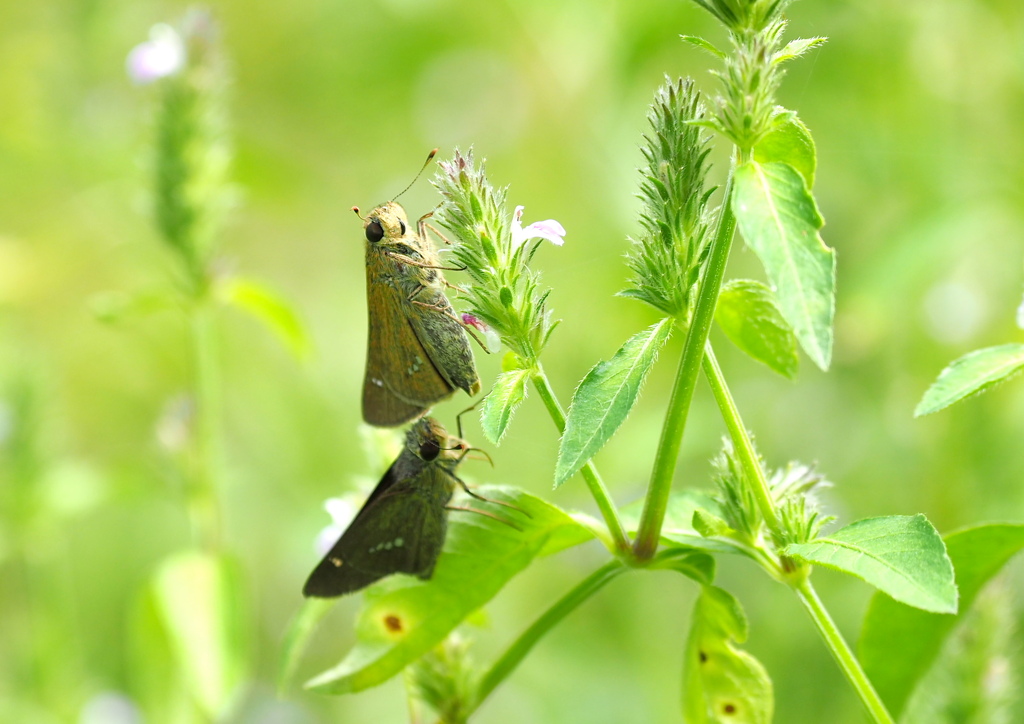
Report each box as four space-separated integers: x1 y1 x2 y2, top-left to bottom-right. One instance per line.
699 650 708 663
722 702 736 715
383 614 403 633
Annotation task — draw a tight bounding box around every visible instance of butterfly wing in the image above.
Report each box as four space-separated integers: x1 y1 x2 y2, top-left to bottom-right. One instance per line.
303 475 449 598
406 288 481 396
363 255 454 426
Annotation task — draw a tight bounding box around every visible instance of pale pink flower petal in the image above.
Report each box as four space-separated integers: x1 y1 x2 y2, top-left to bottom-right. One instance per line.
510 204 565 248
126 24 185 84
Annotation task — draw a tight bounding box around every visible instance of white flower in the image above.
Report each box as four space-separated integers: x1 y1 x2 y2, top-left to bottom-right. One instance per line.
126 24 185 84
314 497 357 556
511 205 565 249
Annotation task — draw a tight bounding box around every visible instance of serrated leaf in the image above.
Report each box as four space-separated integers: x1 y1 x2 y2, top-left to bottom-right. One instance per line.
683 586 773 724
151 551 249 718
733 161 835 371
220 276 312 359
915 343 1024 416
785 514 956 613
753 116 816 188
680 34 725 59
305 486 593 694
555 318 673 488
480 369 530 444
859 524 1024 717
716 280 798 379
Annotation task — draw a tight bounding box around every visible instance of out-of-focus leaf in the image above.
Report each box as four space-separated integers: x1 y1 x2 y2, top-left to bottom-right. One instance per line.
305 486 593 694
732 161 835 370
786 514 956 613
859 524 1024 717
555 318 672 488
901 584 1017 724
90 289 180 323
915 343 1024 416
220 276 312 359
277 598 335 694
753 115 816 188
716 279 798 379
151 551 249 719
480 368 529 445
682 586 773 724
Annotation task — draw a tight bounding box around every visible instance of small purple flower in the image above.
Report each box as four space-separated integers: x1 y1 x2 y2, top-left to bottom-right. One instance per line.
511 205 565 249
461 312 501 352
314 497 357 556
461 313 487 331
126 24 185 84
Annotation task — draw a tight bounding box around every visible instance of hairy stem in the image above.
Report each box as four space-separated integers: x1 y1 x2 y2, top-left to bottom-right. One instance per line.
470 560 627 714
531 367 631 556
633 167 739 560
795 579 895 724
700 342 781 532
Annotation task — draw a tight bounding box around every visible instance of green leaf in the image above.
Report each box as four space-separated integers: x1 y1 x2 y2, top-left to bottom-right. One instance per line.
772 37 827 65
915 343 1024 416
277 598 335 694
753 116 817 188
680 34 725 59
683 586 773 724
657 550 717 585
305 486 593 694
859 524 1024 717
692 508 733 539
555 318 673 488
480 369 530 445
220 276 312 359
732 161 836 371
715 280 798 379
151 551 249 719
785 515 956 613
90 289 181 323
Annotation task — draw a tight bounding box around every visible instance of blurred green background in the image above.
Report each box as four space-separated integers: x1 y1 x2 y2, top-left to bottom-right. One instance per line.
3 0 1024 722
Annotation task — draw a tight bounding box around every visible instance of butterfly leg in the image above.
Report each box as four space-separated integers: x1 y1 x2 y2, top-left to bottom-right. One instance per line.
385 250 467 272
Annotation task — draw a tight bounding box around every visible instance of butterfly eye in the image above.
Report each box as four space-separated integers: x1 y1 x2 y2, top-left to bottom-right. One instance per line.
398 220 407 235
365 220 384 243
419 439 441 461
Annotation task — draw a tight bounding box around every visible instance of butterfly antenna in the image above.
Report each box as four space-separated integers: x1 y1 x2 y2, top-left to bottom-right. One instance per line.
393 148 439 201
352 206 365 220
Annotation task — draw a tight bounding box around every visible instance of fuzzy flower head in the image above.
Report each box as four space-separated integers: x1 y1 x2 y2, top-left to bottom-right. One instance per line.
511 206 565 249
127 24 186 84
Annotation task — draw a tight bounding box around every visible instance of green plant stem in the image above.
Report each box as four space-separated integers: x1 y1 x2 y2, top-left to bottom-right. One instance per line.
795 579 895 724
531 367 631 556
700 342 781 533
634 168 739 560
189 298 224 550
469 560 627 715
